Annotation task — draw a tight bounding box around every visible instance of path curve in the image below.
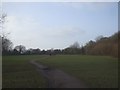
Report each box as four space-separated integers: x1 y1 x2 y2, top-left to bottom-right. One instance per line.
30 60 87 88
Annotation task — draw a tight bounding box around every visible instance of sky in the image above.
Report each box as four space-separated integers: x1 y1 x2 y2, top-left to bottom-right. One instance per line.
2 2 118 50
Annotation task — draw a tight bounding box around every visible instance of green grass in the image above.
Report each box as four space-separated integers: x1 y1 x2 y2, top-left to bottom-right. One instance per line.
3 55 118 88
36 55 118 88
2 55 48 88
0 56 1 89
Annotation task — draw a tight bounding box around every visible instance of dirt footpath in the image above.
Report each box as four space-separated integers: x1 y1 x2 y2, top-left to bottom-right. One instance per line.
30 60 88 88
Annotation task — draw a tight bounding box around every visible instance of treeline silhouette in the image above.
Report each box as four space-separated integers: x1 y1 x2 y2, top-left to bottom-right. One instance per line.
1 31 119 58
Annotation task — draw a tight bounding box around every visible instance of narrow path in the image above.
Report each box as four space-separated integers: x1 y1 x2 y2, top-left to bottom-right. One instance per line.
30 60 87 88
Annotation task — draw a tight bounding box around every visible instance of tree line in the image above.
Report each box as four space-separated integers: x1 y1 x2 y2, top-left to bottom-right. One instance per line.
1 31 119 58
0 14 119 57
84 32 119 57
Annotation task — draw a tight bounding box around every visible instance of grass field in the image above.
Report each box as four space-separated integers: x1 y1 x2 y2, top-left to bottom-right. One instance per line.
2 55 118 88
2 55 47 88
0 56 2 89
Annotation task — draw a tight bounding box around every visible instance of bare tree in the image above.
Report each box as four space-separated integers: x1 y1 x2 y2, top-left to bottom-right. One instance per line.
0 14 13 54
0 36 2 55
0 13 7 30
2 37 13 51
0 14 7 50
70 42 80 48
14 45 26 54
95 35 103 42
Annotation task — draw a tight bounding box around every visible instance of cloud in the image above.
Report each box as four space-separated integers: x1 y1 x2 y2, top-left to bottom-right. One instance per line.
4 15 43 46
3 0 119 2
46 27 85 38
62 2 117 11
4 15 85 49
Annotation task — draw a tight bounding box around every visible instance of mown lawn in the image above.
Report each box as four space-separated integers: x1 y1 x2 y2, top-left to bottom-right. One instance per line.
36 55 118 88
0 56 2 89
2 55 48 88
2 55 118 88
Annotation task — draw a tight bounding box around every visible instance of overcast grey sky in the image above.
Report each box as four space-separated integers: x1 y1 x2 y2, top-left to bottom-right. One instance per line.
3 2 118 50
